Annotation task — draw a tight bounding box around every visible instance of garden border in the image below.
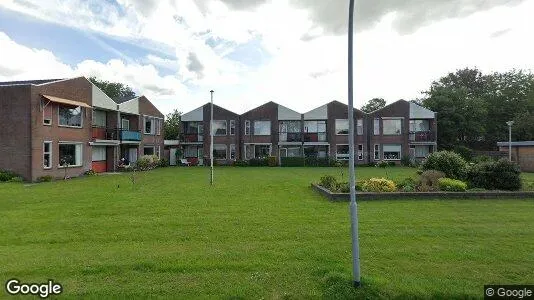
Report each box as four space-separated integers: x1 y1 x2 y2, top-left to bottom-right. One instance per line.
311 183 534 201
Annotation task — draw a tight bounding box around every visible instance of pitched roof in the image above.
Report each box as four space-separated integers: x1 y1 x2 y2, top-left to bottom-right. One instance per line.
114 96 138 104
0 79 64 86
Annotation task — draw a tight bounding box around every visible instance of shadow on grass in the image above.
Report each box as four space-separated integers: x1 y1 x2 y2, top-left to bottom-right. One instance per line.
320 272 476 300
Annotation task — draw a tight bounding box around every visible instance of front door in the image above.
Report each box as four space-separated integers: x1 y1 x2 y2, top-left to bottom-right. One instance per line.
198 147 204 166
129 148 138 164
170 148 177 166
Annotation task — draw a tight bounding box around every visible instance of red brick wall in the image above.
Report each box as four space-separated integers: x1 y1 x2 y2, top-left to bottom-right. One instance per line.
327 101 368 163
139 96 164 159
203 103 240 164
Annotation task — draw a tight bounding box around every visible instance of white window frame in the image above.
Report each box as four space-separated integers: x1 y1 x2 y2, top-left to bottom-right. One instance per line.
42 100 52 126
373 118 380 135
157 145 161 158
383 144 402 161
358 144 363 160
144 116 155 135
357 119 363 135
245 120 251 135
374 144 380 161
156 118 162 136
336 144 349 160
58 142 83 168
43 141 52 169
121 119 130 130
143 146 156 156
253 120 271 136
213 120 228 136
91 146 107 162
230 144 236 160
382 118 403 135
213 144 228 160
335 119 349 135
58 105 83 128
230 120 236 135
92 109 107 127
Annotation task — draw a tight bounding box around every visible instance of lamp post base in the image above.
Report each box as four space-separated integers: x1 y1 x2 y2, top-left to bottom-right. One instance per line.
353 281 361 288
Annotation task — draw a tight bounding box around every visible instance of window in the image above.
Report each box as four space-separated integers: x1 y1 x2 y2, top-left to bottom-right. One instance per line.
254 121 270 135
43 101 52 125
383 144 402 160
383 119 402 135
336 144 349 160
58 143 82 167
335 119 349 135
92 146 106 161
374 144 380 160
58 105 82 127
230 144 236 160
245 120 251 135
409 119 430 132
280 147 301 157
213 144 227 159
415 145 432 158
357 119 363 135
121 119 130 130
43 141 52 169
156 119 162 135
144 146 155 155
373 118 380 135
254 144 271 158
358 144 363 160
304 120 327 142
245 144 253 159
212 120 227 135
144 116 155 134
279 121 301 142
230 120 236 135
93 110 106 127
304 145 328 158
184 145 199 158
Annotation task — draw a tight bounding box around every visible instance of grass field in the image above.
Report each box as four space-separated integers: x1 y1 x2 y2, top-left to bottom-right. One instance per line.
1 167 534 299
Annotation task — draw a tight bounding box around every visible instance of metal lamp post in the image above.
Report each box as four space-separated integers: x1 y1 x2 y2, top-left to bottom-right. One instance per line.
210 90 214 185
506 121 514 162
348 0 361 287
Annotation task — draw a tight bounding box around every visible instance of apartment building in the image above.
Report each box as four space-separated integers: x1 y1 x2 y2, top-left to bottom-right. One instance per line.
0 77 164 181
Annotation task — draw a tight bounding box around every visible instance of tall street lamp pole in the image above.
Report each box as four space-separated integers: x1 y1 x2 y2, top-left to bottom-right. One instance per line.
506 121 514 162
210 90 214 185
348 0 361 287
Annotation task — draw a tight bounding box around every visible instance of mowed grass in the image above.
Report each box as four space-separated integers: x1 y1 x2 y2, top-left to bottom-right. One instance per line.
1 167 534 299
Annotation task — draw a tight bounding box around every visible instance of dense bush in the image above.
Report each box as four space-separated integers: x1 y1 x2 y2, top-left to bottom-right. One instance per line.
421 151 467 179
267 156 277 167
471 155 495 164
136 155 160 171
305 157 335 167
438 178 468 192
466 159 522 191
362 178 396 193
248 158 269 166
8 176 23 183
37 175 53 182
401 155 412 167
418 170 446 192
158 158 169 168
0 170 19 182
319 175 338 191
395 177 418 192
280 157 305 167
233 160 249 167
454 146 473 161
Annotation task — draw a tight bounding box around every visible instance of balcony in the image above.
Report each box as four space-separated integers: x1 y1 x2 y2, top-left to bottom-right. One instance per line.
92 126 119 141
409 131 435 142
120 129 142 141
279 132 302 142
303 132 327 142
184 133 204 143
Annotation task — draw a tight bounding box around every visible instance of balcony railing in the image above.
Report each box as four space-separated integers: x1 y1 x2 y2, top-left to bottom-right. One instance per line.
409 131 435 142
92 126 119 140
279 132 302 142
120 129 142 141
184 133 204 142
303 132 327 142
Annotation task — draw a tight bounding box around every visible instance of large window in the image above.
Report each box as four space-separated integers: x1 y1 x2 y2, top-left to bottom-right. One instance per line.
184 122 202 134
414 145 432 158
43 141 52 169
92 110 106 127
213 144 227 159
58 143 82 167
373 118 380 135
254 144 271 158
383 144 401 160
374 144 380 160
184 145 200 157
304 145 328 158
144 116 155 134
92 146 106 161
336 144 349 160
245 120 251 135
156 119 162 136
230 120 236 135
383 119 402 135
304 120 326 142
280 147 301 157
144 146 155 155
357 119 363 135
409 119 430 132
212 120 227 135
59 105 82 127
254 121 271 135
230 144 236 160
335 119 349 135
279 121 301 142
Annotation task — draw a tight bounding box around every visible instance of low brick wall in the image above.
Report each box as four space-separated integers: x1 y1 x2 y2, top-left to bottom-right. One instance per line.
311 184 534 201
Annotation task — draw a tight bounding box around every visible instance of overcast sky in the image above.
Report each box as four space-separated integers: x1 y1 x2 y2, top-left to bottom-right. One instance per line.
1 0 533 115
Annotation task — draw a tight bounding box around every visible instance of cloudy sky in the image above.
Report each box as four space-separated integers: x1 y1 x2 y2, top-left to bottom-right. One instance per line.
1 0 533 115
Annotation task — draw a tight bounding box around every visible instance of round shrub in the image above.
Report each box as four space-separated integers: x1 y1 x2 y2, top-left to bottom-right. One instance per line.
454 146 473 161
136 155 160 171
418 170 446 192
466 159 522 191
421 151 467 179
438 178 467 192
362 178 396 193
319 175 338 191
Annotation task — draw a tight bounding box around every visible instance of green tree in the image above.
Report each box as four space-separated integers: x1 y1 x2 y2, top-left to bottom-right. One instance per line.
164 109 181 140
361 98 386 113
89 77 136 101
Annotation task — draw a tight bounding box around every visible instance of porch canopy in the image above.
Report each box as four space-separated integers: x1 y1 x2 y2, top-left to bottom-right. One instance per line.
41 94 92 108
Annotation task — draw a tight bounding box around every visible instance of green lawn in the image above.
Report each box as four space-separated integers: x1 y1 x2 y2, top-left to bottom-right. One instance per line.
1 167 533 299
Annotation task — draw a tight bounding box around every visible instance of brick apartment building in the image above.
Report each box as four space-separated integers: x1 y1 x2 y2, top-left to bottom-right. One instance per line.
177 99 437 165
0 77 164 181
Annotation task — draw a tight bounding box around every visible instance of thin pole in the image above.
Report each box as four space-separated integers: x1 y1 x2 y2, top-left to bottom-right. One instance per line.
509 124 512 162
348 0 361 287
210 90 214 185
